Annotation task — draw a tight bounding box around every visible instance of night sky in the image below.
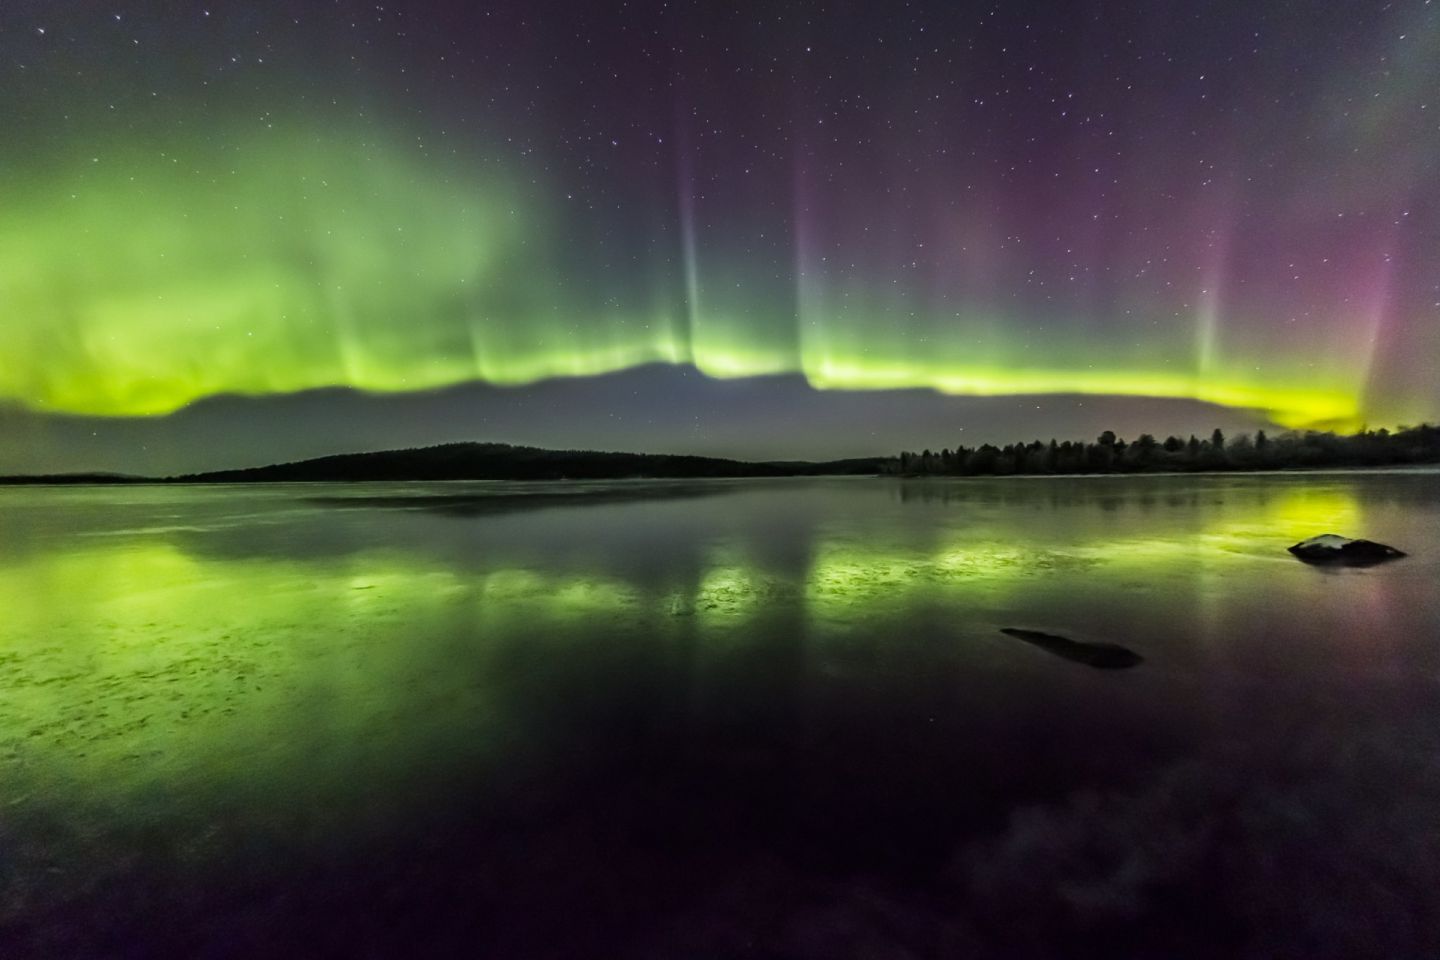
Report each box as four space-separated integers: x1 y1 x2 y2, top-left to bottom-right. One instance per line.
1 1 1437 472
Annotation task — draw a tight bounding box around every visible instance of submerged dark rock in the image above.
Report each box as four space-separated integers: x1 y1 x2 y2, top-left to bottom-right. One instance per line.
999 628 1143 670
1288 534 1406 566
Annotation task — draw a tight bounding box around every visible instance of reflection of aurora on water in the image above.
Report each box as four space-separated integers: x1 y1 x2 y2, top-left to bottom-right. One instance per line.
0 480 1366 811
3 474 1438 956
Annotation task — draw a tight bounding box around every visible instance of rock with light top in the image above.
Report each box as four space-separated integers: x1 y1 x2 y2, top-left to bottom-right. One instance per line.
1288 534 1406 565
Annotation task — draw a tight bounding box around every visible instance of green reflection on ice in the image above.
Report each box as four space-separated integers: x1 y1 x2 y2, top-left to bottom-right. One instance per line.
0 480 1364 821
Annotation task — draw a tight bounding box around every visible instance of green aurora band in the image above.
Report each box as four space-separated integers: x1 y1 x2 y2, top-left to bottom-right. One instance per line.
0 130 1369 429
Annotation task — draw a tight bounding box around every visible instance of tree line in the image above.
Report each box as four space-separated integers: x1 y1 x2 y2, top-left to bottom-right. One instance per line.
892 424 1440 476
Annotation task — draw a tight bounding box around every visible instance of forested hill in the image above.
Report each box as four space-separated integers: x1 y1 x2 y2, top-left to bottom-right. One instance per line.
895 425 1440 476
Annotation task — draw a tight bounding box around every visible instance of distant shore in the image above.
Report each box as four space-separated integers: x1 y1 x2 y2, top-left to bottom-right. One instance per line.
2 428 1440 489
894 426 1440 478
4 428 1437 486
0 443 886 486
3 462 1438 488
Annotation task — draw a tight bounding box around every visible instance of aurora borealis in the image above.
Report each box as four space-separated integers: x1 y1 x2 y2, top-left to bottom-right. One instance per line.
2 1 1437 465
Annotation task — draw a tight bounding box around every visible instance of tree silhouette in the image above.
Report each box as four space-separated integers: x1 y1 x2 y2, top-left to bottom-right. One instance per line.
896 425 1440 477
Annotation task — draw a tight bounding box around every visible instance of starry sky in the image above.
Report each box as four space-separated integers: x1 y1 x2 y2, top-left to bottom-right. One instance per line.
1 0 1437 472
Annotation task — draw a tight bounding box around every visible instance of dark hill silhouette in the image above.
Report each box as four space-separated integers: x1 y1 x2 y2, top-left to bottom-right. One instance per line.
172 443 887 483
0 472 146 486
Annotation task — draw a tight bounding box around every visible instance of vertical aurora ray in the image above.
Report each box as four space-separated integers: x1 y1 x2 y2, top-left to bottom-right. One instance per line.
676 132 705 369
669 111 804 380
1193 194 1237 384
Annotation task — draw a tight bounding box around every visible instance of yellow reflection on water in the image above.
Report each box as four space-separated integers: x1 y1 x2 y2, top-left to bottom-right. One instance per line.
0 541 651 812
800 482 1365 623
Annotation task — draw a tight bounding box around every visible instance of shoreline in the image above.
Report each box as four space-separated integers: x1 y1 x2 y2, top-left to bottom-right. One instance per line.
3 463 1439 488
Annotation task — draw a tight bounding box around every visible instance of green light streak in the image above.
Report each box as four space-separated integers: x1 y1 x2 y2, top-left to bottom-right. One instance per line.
803 358 1360 430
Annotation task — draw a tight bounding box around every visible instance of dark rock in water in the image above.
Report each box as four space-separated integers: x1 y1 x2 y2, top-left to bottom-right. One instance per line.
999 628 1143 670
1288 534 1406 566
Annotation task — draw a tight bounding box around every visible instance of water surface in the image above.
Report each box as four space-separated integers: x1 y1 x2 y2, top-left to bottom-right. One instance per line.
2 474 1438 957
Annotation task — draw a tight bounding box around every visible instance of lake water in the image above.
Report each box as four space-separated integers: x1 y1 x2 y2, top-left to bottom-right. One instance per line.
2 473 1438 958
